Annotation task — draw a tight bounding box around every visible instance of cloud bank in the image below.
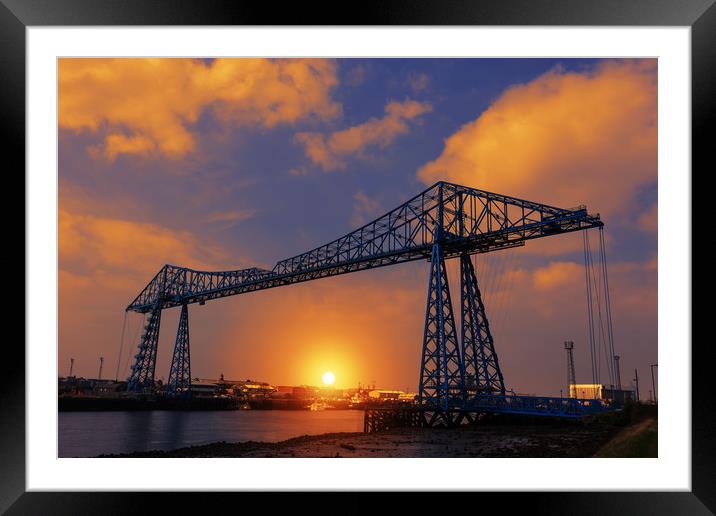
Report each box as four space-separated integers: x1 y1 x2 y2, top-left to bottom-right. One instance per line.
418 60 657 218
59 58 341 160
296 99 433 171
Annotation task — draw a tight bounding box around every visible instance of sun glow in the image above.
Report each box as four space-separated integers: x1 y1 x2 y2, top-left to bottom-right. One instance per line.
322 371 336 386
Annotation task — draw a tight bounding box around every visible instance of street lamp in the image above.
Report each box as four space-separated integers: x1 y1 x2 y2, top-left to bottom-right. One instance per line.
650 364 658 404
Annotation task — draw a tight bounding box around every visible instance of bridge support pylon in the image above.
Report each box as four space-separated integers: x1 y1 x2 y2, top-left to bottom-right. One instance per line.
459 253 505 397
418 243 466 427
167 304 192 397
127 303 162 393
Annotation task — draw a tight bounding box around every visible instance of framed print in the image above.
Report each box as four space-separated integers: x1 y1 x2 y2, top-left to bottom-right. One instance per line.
5 0 713 512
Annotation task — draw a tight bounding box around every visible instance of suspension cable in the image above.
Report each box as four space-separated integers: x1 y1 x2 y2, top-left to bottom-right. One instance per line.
483 248 504 340
583 230 598 387
599 227 617 388
492 247 515 338
486 250 499 304
500 247 521 337
591 230 616 390
115 311 128 381
123 312 144 378
588 237 612 389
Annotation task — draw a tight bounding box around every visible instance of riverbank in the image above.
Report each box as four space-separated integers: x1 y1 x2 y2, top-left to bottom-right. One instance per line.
96 403 658 458
100 420 624 458
58 395 363 411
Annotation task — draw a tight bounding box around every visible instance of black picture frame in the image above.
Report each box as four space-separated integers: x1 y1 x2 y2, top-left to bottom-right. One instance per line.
4 0 712 513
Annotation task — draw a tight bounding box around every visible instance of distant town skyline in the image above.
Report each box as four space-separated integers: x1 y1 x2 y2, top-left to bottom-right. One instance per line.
59 58 657 395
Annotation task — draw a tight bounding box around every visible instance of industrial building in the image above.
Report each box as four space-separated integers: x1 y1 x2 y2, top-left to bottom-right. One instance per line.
368 390 418 402
188 381 220 397
569 383 635 404
570 383 603 399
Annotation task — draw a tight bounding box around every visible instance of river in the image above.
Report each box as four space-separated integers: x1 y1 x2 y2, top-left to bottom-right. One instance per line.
59 409 365 457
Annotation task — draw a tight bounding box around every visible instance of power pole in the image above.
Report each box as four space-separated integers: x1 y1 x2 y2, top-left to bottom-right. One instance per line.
614 355 621 390
98 357 104 381
69 358 75 378
564 341 576 397
650 364 658 403
634 368 640 402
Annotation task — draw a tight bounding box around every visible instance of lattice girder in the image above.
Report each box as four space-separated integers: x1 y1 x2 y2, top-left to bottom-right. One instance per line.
167 304 192 397
127 305 162 392
127 181 602 313
418 243 465 411
460 253 505 396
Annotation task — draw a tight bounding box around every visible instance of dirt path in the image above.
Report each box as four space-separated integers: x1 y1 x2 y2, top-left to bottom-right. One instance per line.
593 417 658 457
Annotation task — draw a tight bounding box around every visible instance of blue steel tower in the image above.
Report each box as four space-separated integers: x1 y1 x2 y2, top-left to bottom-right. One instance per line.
123 181 607 422
167 304 192 396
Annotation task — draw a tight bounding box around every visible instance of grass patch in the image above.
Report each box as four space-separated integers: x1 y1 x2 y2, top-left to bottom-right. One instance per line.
594 419 658 458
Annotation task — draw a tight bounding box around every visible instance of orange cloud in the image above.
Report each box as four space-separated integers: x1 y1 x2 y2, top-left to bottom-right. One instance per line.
59 58 341 160
57 191 274 381
296 99 433 171
532 261 583 291
529 257 657 321
59 208 233 288
418 60 657 218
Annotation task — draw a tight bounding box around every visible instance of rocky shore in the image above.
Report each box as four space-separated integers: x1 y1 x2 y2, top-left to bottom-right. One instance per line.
101 421 620 458
100 403 657 458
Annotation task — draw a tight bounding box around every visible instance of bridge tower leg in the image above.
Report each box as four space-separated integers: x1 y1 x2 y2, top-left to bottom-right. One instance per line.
167 304 192 397
419 243 465 427
459 253 505 397
127 304 162 393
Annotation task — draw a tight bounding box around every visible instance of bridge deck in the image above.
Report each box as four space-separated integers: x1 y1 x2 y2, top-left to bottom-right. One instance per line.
463 394 611 418
428 394 612 419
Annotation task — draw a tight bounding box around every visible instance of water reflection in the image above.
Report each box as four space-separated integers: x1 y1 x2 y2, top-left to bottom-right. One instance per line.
163 411 188 451
59 410 365 457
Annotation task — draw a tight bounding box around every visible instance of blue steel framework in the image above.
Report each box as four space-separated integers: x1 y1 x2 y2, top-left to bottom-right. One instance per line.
125 181 608 421
419 243 465 426
126 302 161 392
460 253 505 396
166 304 192 396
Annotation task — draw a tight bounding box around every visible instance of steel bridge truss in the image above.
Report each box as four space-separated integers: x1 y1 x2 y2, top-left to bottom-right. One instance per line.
419 243 465 425
124 181 609 420
460 253 505 396
167 304 192 397
127 182 602 314
126 303 162 393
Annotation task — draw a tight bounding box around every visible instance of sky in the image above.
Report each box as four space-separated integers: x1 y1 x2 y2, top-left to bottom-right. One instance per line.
58 58 657 396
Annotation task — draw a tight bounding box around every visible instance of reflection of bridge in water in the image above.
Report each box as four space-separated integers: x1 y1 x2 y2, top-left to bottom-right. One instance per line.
124 181 614 426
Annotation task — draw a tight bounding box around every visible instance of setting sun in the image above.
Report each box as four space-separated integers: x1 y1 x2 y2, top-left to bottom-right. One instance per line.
322 371 335 386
